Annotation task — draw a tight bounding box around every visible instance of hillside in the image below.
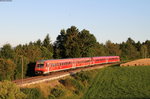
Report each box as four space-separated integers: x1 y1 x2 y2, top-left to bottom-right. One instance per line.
21 65 150 99
83 66 150 99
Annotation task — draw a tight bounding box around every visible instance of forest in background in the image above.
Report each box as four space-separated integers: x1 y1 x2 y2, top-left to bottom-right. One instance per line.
0 26 150 81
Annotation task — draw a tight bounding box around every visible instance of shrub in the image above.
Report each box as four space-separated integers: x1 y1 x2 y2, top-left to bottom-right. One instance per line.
50 87 65 98
48 94 55 99
71 78 84 91
21 88 44 99
59 78 74 88
73 71 91 83
59 78 84 95
0 80 26 99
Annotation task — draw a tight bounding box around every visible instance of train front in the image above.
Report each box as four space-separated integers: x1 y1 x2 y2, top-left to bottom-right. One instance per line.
35 60 47 75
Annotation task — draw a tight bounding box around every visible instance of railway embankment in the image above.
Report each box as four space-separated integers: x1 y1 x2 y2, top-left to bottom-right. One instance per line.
21 69 99 99
13 63 113 87
21 63 150 99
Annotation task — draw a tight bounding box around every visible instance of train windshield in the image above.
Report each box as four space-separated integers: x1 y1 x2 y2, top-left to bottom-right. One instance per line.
37 64 44 68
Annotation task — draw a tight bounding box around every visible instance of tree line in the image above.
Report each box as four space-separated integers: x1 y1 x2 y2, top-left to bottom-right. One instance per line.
0 26 150 81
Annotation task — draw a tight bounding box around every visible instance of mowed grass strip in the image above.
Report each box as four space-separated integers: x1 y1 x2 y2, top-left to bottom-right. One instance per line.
83 66 150 99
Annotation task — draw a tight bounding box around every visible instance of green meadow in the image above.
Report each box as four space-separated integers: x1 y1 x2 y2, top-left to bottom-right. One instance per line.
83 66 150 99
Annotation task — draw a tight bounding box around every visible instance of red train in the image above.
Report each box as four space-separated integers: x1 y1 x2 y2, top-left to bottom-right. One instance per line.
35 56 120 75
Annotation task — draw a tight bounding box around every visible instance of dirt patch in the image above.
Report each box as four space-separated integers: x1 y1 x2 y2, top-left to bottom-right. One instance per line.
24 80 60 89
120 58 150 66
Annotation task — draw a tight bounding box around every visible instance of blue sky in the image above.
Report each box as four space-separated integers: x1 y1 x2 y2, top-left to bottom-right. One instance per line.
0 0 150 47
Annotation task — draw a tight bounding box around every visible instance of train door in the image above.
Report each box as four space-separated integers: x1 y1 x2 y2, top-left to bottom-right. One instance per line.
46 63 50 73
72 60 76 68
48 63 50 72
106 58 108 63
91 57 94 65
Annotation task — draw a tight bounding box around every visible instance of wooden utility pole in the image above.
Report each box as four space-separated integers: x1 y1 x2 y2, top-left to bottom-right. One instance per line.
21 56 23 84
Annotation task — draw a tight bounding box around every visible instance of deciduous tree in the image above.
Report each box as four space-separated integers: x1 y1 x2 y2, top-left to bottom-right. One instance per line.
0 59 16 80
0 80 26 99
78 29 97 57
0 44 15 59
105 40 121 56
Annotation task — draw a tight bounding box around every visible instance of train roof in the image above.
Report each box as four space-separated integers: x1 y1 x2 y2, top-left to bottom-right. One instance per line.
93 56 119 58
37 57 91 63
37 56 119 63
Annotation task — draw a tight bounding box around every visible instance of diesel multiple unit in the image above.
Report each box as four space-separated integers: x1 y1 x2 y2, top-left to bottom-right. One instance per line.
35 56 120 75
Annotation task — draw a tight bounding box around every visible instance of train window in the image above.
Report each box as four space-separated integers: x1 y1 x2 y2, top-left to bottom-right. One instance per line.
37 64 44 68
47 63 51 67
52 64 55 67
85 60 88 62
101 59 105 61
96 59 100 62
65 62 67 65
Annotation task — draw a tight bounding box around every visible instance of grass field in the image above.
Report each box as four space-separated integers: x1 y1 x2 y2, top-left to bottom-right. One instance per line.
22 65 150 99
83 66 150 99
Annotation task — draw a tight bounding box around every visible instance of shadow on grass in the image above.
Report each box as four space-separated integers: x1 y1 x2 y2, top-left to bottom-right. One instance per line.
110 63 121 67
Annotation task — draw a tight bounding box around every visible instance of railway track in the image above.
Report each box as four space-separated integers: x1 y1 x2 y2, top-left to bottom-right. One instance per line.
13 63 118 87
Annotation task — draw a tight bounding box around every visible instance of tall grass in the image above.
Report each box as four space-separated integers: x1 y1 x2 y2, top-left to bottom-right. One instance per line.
21 88 45 99
83 66 150 99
